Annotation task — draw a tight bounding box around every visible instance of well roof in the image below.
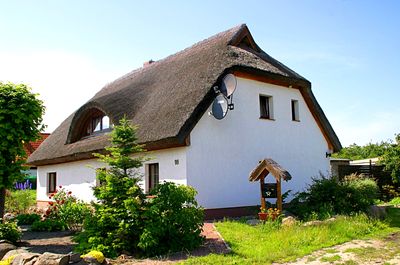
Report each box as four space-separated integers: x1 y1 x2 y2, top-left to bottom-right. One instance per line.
28 24 341 166
249 159 292 182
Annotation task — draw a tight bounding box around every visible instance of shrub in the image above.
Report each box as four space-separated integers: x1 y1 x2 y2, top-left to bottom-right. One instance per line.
388 197 400 206
138 182 204 256
31 219 67 232
289 174 379 220
0 221 21 243
345 178 378 210
381 185 400 201
16 213 41 225
5 189 36 214
45 188 91 231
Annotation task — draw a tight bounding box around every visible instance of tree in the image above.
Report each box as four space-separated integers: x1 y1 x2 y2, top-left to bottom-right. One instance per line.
75 117 147 257
333 141 390 160
381 134 400 183
0 82 45 219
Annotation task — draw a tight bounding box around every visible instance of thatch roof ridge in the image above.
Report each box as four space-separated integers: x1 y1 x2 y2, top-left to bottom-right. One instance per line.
28 24 341 166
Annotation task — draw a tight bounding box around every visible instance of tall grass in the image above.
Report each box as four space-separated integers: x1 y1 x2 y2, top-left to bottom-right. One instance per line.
183 214 398 265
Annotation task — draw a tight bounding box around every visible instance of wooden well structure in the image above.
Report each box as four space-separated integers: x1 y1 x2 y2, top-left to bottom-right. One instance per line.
249 158 292 211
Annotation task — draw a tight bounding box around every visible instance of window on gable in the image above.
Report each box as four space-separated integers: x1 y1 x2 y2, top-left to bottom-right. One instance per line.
47 172 57 194
259 95 274 119
291 100 300 121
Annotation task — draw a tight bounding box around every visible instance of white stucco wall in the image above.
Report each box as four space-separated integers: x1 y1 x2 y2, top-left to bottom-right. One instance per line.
37 159 104 203
186 77 331 209
37 147 187 203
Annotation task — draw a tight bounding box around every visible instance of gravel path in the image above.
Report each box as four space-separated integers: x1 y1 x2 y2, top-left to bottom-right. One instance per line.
19 230 76 254
18 222 230 264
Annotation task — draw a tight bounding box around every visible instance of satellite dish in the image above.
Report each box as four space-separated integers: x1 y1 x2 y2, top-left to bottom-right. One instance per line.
211 93 228 120
220 74 237 97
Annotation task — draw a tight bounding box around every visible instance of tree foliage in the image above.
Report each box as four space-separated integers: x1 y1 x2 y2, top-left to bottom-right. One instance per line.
380 134 400 183
333 134 400 183
75 117 146 257
333 142 390 160
0 82 45 219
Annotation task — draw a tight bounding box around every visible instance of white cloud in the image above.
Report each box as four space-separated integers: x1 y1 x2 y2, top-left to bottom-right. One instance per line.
0 50 127 132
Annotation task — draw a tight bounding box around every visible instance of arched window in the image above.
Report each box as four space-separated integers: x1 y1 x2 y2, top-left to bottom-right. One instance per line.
67 106 113 144
85 114 112 137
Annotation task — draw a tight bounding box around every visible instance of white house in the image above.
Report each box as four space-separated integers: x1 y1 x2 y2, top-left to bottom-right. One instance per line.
28 24 341 218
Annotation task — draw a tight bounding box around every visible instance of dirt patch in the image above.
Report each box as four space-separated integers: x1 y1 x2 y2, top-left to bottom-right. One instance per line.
278 232 400 265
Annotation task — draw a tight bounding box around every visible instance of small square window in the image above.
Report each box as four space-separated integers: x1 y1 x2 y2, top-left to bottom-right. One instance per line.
259 95 273 119
47 172 57 194
291 100 300 121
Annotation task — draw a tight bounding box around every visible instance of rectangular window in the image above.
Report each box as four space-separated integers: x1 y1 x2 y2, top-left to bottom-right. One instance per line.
148 163 159 192
291 100 299 121
47 172 57 194
259 95 273 119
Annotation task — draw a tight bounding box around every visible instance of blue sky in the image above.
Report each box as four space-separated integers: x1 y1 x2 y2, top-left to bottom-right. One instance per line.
1 0 399 146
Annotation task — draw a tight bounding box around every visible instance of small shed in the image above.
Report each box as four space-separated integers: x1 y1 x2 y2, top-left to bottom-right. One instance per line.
249 158 292 211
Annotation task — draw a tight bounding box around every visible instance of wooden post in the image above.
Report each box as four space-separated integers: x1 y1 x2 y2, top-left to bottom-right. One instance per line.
276 177 282 211
259 176 266 210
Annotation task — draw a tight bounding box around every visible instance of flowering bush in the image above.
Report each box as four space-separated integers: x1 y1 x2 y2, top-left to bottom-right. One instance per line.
14 179 33 190
0 255 16 265
45 187 91 231
259 207 282 221
81 250 105 263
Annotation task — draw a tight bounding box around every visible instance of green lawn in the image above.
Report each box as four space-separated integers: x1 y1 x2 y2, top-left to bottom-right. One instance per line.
182 213 400 265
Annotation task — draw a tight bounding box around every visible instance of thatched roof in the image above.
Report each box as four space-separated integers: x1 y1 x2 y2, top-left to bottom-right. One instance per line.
28 24 341 166
249 159 292 182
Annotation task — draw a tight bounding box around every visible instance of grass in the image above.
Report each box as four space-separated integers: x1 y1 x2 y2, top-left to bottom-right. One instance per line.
182 214 399 265
320 254 341 262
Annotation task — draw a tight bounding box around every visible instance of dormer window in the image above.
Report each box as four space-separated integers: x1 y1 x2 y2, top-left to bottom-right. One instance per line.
67 107 114 143
85 115 112 137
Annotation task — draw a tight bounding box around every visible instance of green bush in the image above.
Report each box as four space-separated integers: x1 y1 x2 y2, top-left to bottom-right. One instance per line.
31 219 67 232
5 190 36 214
289 174 379 220
0 221 21 243
388 197 400 206
138 182 204 256
16 213 41 225
45 188 91 231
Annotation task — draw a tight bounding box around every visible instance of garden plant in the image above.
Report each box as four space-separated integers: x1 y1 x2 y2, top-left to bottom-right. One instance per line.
74 117 204 257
